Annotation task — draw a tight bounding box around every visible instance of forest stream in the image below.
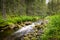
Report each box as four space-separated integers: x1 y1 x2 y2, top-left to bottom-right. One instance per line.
6 20 48 40
0 0 60 40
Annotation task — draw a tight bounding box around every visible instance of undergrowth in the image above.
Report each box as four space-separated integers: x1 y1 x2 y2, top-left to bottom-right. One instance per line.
0 15 40 26
41 15 60 40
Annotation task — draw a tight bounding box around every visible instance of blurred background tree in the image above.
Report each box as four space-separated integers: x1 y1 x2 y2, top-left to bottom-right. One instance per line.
47 0 60 15
0 0 60 18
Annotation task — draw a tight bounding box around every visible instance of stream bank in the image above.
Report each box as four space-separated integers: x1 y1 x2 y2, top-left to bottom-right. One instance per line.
0 19 48 40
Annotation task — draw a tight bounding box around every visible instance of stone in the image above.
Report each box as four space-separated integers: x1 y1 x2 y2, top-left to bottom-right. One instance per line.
24 21 32 25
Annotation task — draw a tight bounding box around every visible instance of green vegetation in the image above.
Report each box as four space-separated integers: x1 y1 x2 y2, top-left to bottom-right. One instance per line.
0 15 40 40
41 15 60 40
0 0 60 40
0 15 40 26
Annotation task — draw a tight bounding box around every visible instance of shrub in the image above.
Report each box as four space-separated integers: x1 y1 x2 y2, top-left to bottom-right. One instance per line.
41 15 60 40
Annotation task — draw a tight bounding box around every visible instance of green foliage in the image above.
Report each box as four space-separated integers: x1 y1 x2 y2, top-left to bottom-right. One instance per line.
0 15 40 26
41 15 60 40
48 0 60 15
0 18 8 27
0 0 47 16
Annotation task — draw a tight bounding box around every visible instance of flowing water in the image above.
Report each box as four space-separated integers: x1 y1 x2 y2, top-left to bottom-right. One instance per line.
7 20 48 40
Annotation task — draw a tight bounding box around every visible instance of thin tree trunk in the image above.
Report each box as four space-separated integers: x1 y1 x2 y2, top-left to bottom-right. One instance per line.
2 0 6 19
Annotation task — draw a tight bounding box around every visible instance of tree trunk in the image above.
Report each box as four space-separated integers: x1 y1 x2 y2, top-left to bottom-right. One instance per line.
2 0 6 19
